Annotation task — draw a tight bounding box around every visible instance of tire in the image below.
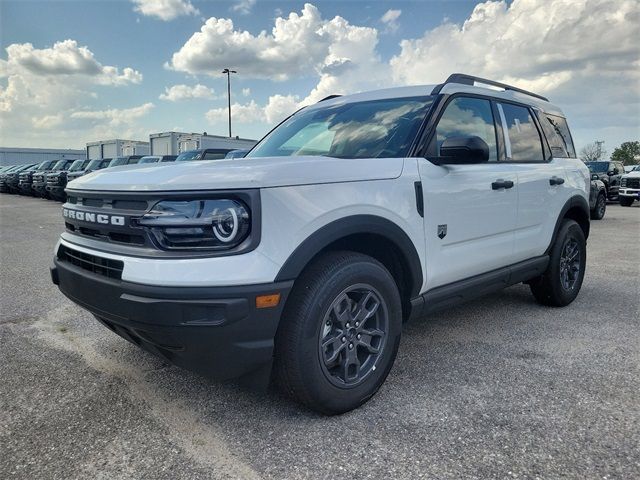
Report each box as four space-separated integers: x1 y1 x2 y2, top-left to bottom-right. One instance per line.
530 219 586 307
619 196 634 207
274 251 402 415
590 192 606 220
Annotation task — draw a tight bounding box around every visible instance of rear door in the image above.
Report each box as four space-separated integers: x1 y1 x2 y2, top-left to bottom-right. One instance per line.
497 103 569 261
419 95 518 290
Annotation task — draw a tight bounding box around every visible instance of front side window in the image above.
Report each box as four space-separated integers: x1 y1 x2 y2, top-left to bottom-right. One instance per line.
434 97 498 161
247 96 434 159
499 103 544 162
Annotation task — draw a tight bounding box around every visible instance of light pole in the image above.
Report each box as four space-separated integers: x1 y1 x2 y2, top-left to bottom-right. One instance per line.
222 68 237 138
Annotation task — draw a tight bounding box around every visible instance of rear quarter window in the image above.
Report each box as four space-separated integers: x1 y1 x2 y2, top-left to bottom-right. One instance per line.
539 113 576 158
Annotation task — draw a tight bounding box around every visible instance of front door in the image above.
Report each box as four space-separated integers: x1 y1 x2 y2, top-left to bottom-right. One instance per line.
419 96 518 291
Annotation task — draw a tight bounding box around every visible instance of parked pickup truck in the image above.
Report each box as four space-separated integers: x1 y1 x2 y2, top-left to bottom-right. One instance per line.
32 159 75 198
46 159 90 201
19 160 57 195
51 74 591 414
618 169 640 206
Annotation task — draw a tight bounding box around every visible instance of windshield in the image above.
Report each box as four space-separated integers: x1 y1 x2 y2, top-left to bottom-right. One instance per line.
246 96 434 159
85 159 108 170
36 161 54 171
139 156 160 164
225 149 249 159
68 159 88 171
108 157 127 167
176 150 202 162
52 160 70 171
586 162 609 173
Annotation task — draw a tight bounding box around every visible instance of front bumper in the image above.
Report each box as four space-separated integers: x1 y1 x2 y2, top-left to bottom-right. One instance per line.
51 253 293 384
32 182 47 195
619 188 640 198
46 184 66 198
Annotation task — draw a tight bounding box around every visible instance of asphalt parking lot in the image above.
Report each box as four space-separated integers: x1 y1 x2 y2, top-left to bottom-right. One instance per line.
0 194 638 480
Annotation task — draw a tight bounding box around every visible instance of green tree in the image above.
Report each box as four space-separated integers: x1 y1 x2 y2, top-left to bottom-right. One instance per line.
611 141 640 165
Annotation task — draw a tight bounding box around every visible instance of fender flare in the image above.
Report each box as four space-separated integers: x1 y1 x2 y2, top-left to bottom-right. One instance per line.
546 195 590 253
274 215 424 298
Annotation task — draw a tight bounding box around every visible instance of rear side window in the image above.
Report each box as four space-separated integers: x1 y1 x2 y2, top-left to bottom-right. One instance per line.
498 103 544 162
538 113 576 158
434 97 498 162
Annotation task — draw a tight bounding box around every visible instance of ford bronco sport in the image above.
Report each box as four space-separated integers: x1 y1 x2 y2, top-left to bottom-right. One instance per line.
51 74 590 414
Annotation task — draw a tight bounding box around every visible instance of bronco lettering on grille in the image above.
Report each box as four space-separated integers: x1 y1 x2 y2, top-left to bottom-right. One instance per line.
63 208 125 226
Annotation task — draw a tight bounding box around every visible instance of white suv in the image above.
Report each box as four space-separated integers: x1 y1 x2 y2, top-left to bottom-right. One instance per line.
52 74 590 414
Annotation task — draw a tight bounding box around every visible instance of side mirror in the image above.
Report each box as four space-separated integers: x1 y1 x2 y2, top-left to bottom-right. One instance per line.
435 136 489 165
591 173 599 181
612 168 619 175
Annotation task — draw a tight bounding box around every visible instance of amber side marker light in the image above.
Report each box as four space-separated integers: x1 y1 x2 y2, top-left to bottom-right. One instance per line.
256 293 281 309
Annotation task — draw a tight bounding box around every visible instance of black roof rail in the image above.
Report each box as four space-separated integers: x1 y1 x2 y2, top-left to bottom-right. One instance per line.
431 73 549 102
318 94 342 103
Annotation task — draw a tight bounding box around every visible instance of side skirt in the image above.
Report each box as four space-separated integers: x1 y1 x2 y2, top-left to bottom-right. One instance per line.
409 255 549 319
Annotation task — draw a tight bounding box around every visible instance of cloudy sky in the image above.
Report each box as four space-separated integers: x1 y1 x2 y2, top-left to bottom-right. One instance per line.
1 0 638 154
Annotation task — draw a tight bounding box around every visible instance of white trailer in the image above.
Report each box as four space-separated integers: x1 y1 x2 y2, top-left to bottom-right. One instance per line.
86 139 150 159
149 132 188 155
177 133 256 153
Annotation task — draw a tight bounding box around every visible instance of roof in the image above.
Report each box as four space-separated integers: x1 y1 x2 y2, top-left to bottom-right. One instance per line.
307 81 565 117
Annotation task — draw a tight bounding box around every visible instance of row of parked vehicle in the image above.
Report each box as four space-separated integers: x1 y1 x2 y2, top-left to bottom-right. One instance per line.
0 148 249 201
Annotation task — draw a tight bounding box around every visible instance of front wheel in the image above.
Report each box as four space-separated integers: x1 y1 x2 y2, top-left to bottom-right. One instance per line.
530 219 586 307
619 196 635 207
590 192 606 220
274 251 402 415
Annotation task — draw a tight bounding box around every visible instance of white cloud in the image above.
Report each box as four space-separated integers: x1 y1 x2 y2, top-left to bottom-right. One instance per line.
159 84 215 101
0 39 146 147
206 100 262 124
71 102 155 125
231 0 256 15
195 0 638 152
380 9 401 34
167 3 381 83
206 94 299 126
389 0 639 147
0 40 142 85
131 0 199 21
241 87 251 97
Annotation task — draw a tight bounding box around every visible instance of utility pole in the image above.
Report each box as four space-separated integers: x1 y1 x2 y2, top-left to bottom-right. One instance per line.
222 68 237 138
595 140 605 160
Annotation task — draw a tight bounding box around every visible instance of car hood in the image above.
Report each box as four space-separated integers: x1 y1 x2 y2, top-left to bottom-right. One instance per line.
622 171 640 179
67 156 405 192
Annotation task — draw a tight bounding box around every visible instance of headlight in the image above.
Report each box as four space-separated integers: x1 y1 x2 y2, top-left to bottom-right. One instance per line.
621 178 627 187
138 199 250 250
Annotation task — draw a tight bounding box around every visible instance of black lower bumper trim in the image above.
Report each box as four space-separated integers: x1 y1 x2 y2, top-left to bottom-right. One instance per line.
52 257 293 384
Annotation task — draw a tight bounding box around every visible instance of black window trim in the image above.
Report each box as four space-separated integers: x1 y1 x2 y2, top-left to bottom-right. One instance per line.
541 111 577 159
415 92 553 164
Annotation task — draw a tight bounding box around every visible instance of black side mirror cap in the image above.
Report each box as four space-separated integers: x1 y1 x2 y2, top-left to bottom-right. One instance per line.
430 136 490 165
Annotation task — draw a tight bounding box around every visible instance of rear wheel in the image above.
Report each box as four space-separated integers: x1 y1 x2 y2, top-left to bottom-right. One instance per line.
619 196 634 207
530 219 586 307
274 251 402 415
590 192 606 220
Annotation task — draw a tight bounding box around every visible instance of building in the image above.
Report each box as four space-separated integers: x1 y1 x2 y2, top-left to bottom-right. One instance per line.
0 147 86 167
86 139 150 159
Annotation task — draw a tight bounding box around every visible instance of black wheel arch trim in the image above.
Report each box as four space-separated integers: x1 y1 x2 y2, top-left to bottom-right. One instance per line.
274 215 424 298
546 195 590 254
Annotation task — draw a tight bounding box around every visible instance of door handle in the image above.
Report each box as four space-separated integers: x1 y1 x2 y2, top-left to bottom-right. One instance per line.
492 179 514 190
549 176 565 186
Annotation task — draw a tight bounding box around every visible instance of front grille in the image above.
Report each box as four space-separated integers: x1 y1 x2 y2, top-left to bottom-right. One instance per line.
57 245 124 280
625 178 640 189
46 176 61 186
32 174 45 183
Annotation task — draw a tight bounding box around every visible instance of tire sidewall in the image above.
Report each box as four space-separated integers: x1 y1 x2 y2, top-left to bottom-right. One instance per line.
549 221 586 305
296 259 402 413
